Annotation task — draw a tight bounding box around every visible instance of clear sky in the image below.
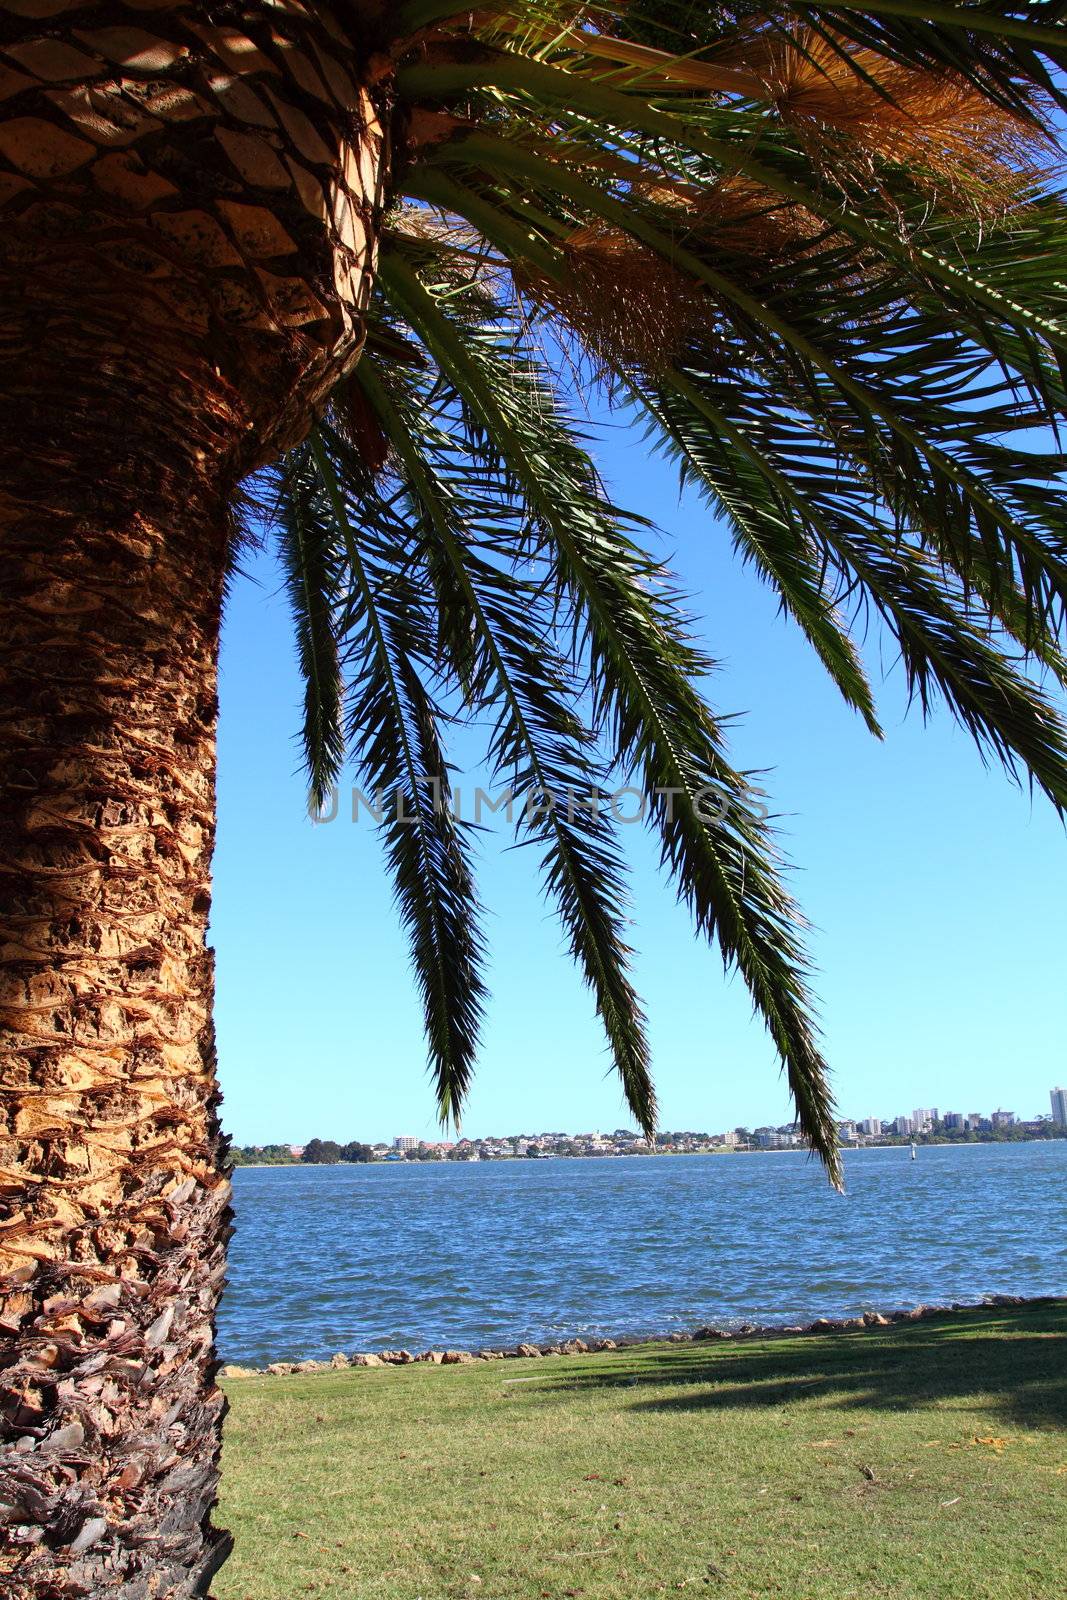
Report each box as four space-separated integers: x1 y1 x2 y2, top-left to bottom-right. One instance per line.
213 408 1067 1147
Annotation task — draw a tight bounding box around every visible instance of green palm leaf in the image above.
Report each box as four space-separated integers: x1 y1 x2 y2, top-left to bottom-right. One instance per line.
270 1 1067 1181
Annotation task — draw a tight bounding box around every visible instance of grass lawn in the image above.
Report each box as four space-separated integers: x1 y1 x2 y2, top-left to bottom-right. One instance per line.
217 1302 1067 1600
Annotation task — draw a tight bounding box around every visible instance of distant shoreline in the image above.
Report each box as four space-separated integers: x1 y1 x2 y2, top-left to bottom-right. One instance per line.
230 1136 1065 1169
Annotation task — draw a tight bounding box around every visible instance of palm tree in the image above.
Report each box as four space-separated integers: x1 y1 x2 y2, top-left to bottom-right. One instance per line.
1 2 1066 1592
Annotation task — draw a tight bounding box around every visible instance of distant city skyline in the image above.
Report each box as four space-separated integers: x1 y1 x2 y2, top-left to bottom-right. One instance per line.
233 1093 1064 1150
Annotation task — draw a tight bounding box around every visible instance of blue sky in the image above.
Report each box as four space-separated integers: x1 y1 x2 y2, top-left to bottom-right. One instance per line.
213 411 1067 1146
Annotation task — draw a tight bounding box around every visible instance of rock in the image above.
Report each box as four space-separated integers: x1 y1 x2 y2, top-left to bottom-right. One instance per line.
590 1338 617 1352
68 1517 108 1557
330 1353 349 1369
350 1354 385 1368
266 1362 296 1376
839 1318 865 1331
781 1326 805 1335
418 1351 445 1364
560 1340 588 1355
988 1294 1025 1307
378 1350 411 1364
736 1324 758 1336
668 1332 692 1344
295 1359 326 1372
515 1343 541 1359
478 1349 504 1360
809 1318 838 1332
219 1364 258 1379
84 1285 122 1313
862 1312 890 1328
693 1327 728 1341
44 1422 85 1452
395 1350 415 1364
442 1350 474 1364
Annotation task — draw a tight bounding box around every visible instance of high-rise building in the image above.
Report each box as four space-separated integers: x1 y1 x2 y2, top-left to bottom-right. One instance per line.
991 1109 1015 1129
943 1113 964 1130
393 1136 418 1151
895 1115 914 1136
1051 1088 1067 1127
859 1117 881 1136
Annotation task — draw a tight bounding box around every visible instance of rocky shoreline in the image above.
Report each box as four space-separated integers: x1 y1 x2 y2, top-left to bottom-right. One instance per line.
218 1292 1059 1378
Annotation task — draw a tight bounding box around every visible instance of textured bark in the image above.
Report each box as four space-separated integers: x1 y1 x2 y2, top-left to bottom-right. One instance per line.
0 3 388 1593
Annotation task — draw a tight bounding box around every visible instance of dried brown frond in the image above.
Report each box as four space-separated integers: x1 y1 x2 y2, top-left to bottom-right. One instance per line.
389 203 487 253
758 30 1056 213
332 376 391 474
388 203 510 283
690 177 832 261
518 224 712 377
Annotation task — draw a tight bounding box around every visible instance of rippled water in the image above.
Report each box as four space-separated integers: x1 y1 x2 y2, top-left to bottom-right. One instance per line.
218 1142 1066 1366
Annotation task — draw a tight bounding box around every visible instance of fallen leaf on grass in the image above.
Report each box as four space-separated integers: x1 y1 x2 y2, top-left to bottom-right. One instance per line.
941 1497 961 1506
971 1436 1010 1453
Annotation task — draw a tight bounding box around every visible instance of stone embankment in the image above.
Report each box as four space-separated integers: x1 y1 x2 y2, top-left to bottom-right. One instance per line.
218 1293 1056 1378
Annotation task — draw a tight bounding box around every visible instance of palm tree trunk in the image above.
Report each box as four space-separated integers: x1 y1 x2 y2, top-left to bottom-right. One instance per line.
0 4 385 1592
0 484 233 1599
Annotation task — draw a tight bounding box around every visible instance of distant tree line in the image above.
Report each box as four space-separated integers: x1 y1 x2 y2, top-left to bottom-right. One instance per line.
228 1139 376 1167
301 1139 375 1164
227 1144 297 1167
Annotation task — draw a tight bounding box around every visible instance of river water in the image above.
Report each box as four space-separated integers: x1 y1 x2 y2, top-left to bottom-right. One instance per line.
217 1141 1066 1365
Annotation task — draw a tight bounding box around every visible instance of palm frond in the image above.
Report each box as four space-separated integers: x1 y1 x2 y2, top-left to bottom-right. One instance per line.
300 431 489 1126
275 456 346 811
349 354 658 1137
272 0 1067 1181
376 248 843 1181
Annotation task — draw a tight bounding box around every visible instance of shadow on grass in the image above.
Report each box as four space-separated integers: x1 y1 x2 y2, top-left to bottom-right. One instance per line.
533 1304 1067 1433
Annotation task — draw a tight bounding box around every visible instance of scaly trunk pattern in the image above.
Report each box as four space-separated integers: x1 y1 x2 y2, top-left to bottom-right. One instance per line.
0 4 386 1593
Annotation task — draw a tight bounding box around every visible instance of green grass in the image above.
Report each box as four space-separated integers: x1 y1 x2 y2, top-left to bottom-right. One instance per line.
217 1303 1067 1600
